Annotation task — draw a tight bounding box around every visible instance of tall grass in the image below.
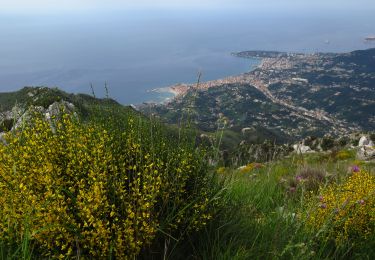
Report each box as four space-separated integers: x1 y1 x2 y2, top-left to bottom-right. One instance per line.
176 152 375 259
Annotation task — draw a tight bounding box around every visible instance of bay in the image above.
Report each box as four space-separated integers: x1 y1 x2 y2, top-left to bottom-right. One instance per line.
0 8 374 104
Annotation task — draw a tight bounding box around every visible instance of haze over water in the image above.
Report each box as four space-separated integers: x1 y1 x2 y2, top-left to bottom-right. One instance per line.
1 6 375 104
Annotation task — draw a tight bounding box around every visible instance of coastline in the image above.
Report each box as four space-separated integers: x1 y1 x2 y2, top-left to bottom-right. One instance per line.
147 55 262 102
148 48 355 103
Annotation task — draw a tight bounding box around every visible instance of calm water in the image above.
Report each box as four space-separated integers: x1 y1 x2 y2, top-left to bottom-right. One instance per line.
0 9 374 104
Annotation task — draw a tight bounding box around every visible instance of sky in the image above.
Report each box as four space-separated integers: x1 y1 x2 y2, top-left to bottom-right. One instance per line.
1 0 375 12
1 0 374 101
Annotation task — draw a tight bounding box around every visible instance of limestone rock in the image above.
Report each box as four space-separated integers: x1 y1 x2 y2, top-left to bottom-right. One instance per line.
241 127 254 134
358 136 374 147
47 101 75 118
293 143 313 154
12 106 44 131
1 101 77 132
357 146 375 161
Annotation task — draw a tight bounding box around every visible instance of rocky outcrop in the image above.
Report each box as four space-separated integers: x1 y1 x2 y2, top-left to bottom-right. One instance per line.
358 136 374 147
0 101 76 143
0 105 23 131
293 143 313 154
241 127 254 134
12 106 45 130
47 101 75 118
356 136 375 161
357 146 375 161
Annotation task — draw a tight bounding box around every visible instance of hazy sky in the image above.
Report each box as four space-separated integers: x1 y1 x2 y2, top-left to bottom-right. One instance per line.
2 0 375 12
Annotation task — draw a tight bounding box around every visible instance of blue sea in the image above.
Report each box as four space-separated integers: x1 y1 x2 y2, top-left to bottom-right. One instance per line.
0 8 374 104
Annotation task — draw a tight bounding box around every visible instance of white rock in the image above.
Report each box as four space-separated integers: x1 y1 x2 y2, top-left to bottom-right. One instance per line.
357 146 375 161
12 106 44 131
358 136 370 146
293 144 312 154
47 101 75 117
241 127 254 134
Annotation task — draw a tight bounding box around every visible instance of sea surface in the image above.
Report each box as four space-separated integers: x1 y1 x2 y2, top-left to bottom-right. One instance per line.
0 8 374 104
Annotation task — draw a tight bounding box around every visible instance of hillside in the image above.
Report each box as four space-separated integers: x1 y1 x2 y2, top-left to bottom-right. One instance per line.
0 86 128 114
141 48 375 143
0 87 374 259
0 86 218 259
0 86 140 131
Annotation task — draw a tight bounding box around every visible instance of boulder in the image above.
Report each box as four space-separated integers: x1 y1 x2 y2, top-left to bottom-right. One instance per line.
47 101 75 118
0 101 77 143
0 109 22 131
293 143 313 154
357 146 375 161
241 127 254 134
10 101 76 131
358 136 374 147
12 106 44 131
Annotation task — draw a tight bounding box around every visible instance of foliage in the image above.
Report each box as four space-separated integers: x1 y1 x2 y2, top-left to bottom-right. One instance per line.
370 132 375 142
304 168 375 245
1 87 374 259
334 149 354 160
0 118 14 132
0 109 216 259
233 140 292 166
238 163 263 174
177 152 375 259
321 136 335 151
0 86 124 121
282 166 327 196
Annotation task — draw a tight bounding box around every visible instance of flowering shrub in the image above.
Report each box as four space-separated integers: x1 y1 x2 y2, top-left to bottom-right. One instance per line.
304 168 375 244
334 150 352 160
0 110 214 258
239 163 263 174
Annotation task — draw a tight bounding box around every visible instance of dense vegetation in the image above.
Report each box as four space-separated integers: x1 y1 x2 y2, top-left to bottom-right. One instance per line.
0 103 220 259
0 86 127 119
0 87 374 259
181 153 375 259
142 84 304 142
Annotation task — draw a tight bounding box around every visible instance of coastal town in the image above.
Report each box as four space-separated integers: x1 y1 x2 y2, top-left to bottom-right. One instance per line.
144 49 375 140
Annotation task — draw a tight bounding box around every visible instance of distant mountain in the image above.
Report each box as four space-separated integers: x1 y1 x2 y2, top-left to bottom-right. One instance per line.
140 48 375 143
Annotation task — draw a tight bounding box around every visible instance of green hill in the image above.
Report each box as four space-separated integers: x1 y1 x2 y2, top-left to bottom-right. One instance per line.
0 86 131 116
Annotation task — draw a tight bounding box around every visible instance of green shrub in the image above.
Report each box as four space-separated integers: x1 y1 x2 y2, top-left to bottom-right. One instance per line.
0 110 216 259
321 136 335 151
0 118 14 132
303 169 375 246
